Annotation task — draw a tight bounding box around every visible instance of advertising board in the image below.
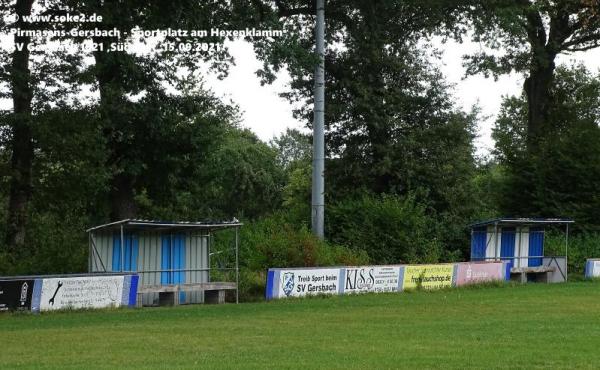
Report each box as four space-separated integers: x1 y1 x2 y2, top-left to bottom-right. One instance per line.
454 262 505 286
36 275 137 312
343 266 401 294
273 268 340 299
266 262 509 300
0 279 35 312
402 264 454 290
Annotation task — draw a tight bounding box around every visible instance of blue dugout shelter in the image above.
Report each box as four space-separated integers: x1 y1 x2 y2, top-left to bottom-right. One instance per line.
470 218 573 282
87 219 242 306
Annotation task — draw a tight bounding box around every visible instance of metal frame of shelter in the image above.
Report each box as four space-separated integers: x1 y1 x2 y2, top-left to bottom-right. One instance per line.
469 218 574 281
86 219 242 303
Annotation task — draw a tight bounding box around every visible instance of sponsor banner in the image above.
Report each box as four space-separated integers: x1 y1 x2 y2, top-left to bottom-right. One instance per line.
403 264 454 290
454 262 504 286
266 262 509 300
39 275 128 312
0 279 35 312
275 268 340 299
343 266 401 294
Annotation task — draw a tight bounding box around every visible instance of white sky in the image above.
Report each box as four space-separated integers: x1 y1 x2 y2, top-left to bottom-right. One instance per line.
210 38 600 156
2 33 600 156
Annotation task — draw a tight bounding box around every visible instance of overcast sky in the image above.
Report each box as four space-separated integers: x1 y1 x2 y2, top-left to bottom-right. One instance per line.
206 38 600 156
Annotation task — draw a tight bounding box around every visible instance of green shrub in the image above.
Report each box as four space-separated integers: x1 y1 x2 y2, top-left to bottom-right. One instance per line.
327 194 443 264
546 231 600 275
229 212 369 301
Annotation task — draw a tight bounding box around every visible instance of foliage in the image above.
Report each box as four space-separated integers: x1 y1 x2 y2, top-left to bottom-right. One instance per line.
465 0 600 149
493 65 600 228
199 129 286 220
546 231 600 276
327 194 445 264
235 212 369 301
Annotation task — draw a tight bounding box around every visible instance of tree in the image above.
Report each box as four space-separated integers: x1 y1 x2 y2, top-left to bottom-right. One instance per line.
251 1 478 250
467 0 600 149
2 0 35 255
493 65 600 229
56 0 239 220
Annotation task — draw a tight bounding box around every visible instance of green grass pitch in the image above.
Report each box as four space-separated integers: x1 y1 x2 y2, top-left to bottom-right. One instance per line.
2 281 600 369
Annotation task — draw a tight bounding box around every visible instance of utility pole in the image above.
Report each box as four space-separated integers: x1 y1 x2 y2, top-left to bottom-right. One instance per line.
311 0 325 238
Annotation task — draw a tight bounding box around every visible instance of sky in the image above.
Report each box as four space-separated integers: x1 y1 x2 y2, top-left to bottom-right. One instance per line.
205 38 600 156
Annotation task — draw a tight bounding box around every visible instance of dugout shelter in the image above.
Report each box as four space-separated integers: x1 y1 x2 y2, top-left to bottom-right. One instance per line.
469 218 573 282
87 219 241 306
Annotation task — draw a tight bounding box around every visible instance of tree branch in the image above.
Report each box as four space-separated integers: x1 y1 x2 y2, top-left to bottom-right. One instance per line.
561 31 600 49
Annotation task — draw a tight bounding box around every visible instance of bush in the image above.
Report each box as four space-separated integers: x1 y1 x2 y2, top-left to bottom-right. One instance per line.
546 231 600 275
232 212 369 301
327 194 443 264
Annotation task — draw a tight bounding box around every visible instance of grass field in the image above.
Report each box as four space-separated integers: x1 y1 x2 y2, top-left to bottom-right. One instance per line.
2 281 600 369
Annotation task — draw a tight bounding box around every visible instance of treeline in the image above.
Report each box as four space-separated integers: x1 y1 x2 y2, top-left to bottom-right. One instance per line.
1 1 600 298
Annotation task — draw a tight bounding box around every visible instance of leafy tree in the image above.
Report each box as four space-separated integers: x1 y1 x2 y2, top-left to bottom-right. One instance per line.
467 0 600 149
1 0 85 255
200 129 286 220
270 128 311 170
48 0 243 220
493 65 600 229
252 1 478 231
2 0 35 255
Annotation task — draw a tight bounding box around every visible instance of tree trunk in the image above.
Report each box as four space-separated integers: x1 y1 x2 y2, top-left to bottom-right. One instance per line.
523 55 556 149
5 0 35 255
109 174 138 220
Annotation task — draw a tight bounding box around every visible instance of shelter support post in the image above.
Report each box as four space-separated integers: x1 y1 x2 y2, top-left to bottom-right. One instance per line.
565 223 569 282
235 226 239 304
120 225 124 272
494 222 499 260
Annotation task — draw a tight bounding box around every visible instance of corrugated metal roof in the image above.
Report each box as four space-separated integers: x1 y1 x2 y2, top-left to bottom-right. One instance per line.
469 218 574 228
86 218 242 232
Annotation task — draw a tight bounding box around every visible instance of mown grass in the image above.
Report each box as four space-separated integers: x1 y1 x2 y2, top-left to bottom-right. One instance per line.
2 281 600 369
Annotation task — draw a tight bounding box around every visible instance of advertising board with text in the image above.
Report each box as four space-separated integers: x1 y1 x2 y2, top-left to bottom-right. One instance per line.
402 264 454 290
0 279 35 312
343 266 401 294
39 276 126 311
454 262 505 286
275 268 340 298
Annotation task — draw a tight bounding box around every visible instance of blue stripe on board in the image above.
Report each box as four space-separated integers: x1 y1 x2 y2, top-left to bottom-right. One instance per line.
31 279 43 313
265 269 275 300
129 275 139 307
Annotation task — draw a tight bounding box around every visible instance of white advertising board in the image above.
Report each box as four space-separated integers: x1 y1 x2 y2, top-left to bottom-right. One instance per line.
343 266 401 294
39 276 125 311
276 268 340 299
